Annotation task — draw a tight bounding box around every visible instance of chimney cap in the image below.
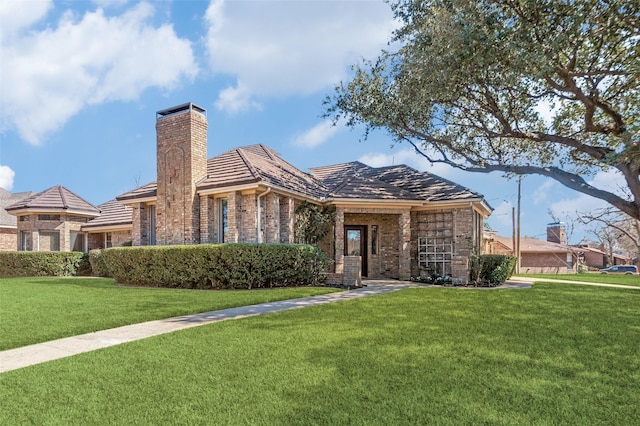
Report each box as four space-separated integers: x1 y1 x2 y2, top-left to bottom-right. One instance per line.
156 102 206 119
547 221 565 227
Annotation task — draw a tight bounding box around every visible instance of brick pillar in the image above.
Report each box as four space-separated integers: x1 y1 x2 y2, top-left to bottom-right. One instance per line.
343 255 362 287
335 208 345 273
131 203 148 246
227 191 239 243
241 193 258 243
200 195 212 244
399 210 411 280
265 192 280 243
451 256 468 285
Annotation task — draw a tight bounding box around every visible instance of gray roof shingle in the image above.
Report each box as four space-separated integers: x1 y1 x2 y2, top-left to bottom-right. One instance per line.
4 185 99 216
83 199 133 229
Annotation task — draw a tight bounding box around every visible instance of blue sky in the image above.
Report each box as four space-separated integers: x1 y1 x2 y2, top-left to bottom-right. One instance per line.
0 0 613 243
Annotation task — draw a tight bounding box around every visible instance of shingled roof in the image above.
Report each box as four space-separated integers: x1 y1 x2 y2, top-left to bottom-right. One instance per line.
490 235 576 254
197 145 328 198
0 188 35 228
118 144 329 202
83 199 133 229
4 185 99 216
117 145 488 208
309 162 484 202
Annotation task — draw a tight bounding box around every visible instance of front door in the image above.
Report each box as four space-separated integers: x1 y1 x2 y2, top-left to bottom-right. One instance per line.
344 225 368 277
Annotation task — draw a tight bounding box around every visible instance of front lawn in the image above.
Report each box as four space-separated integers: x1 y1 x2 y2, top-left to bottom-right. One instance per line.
520 273 640 286
1 284 638 425
0 277 337 350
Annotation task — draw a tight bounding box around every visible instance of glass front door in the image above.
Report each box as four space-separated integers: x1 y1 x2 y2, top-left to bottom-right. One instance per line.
344 225 368 277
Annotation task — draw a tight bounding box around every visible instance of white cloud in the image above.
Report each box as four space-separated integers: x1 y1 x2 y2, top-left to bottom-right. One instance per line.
214 82 262 114
1 2 197 145
293 119 345 148
0 165 15 191
205 0 396 113
0 0 52 42
532 179 555 205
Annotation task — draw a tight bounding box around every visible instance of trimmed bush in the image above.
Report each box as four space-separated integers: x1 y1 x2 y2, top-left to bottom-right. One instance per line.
470 254 517 286
101 244 330 289
88 249 111 277
0 252 90 277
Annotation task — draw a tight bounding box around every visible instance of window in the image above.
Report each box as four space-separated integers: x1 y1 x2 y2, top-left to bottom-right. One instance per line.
70 232 86 252
68 216 88 223
38 214 60 221
218 198 228 243
148 205 156 245
371 225 378 255
105 232 113 248
39 231 60 251
19 231 32 251
18 215 30 222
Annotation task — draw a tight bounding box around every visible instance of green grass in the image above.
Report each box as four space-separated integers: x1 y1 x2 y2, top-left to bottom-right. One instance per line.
1 284 638 425
520 273 640 286
0 277 337 350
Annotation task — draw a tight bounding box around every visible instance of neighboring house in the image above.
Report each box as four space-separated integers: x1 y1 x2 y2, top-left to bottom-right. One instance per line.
573 244 630 269
485 223 579 274
4 185 100 252
5 102 493 284
0 188 35 251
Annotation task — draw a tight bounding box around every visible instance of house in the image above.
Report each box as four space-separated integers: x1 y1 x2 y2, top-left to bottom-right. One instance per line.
6 102 492 284
573 244 630 269
0 188 35 251
5 185 100 252
485 223 579 274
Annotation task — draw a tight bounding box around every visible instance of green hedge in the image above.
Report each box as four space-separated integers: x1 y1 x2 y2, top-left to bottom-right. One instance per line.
0 252 90 277
470 254 517 286
88 249 110 277
101 244 330 289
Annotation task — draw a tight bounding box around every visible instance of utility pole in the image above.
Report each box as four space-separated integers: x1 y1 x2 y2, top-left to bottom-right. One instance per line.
516 176 522 274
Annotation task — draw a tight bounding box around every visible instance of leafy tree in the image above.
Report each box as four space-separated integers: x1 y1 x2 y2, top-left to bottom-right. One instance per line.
326 0 640 219
294 201 334 245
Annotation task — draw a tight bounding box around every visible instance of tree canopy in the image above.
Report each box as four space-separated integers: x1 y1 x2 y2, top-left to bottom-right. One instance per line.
326 0 640 219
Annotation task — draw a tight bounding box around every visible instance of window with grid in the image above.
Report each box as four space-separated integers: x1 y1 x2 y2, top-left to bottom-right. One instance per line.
417 212 454 277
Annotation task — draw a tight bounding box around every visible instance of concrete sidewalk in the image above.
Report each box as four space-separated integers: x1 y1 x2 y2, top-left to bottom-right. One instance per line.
508 276 640 290
0 284 410 374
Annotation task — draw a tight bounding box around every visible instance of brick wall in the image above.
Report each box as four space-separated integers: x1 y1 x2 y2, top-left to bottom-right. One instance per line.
0 228 17 251
520 252 576 274
87 230 133 250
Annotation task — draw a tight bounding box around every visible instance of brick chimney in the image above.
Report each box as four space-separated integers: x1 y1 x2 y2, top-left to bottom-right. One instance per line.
155 103 208 245
547 222 566 245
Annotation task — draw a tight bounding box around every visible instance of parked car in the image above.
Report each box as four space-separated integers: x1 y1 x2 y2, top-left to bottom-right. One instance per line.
599 265 639 275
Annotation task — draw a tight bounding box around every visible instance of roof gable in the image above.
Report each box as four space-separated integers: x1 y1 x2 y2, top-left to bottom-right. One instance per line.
5 185 99 216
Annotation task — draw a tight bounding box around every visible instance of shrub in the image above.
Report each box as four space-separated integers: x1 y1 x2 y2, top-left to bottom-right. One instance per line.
470 254 517 286
101 244 330 289
88 249 110 277
0 252 89 277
